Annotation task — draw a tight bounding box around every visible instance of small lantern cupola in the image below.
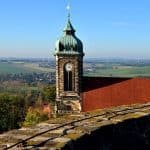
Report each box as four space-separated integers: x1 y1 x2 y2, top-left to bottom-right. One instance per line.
55 16 84 56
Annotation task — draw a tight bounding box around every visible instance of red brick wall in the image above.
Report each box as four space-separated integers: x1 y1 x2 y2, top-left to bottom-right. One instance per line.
82 77 150 112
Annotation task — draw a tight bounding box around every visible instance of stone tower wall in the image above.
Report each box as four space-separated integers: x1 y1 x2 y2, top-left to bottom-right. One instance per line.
55 55 83 112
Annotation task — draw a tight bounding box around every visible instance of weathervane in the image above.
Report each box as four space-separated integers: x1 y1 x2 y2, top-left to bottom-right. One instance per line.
66 0 71 19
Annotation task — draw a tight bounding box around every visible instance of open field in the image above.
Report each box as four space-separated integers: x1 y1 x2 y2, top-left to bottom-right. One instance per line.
0 84 40 94
23 63 55 73
0 62 54 74
0 59 150 77
85 66 150 77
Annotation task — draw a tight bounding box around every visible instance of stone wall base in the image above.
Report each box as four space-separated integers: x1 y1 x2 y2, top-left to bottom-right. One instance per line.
57 100 81 114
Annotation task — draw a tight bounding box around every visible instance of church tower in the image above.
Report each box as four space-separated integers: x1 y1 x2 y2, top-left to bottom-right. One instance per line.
54 14 84 112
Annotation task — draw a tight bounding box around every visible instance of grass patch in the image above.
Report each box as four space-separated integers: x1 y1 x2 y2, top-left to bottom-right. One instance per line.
0 62 54 74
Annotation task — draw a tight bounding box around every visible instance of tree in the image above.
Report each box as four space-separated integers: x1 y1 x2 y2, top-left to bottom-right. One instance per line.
0 94 26 132
42 86 56 103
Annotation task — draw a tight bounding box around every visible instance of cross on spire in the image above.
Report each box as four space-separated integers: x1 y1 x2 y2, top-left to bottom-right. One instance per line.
66 1 71 20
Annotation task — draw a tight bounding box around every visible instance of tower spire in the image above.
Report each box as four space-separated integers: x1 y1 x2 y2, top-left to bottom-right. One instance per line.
66 1 71 20
64 1 75 34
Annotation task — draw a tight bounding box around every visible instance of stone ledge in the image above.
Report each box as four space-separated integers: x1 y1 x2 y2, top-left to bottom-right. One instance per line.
0 103 150 150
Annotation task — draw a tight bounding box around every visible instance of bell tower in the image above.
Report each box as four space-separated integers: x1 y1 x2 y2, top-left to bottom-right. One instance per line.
54 7 84 112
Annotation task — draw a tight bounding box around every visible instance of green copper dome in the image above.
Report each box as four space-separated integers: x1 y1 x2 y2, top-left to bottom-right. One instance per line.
55 19 84 56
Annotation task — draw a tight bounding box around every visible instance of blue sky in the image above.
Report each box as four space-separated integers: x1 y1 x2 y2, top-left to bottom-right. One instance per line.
0 0 150 59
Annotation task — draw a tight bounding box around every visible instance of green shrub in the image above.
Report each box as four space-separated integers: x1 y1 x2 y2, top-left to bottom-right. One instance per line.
23 108 49 126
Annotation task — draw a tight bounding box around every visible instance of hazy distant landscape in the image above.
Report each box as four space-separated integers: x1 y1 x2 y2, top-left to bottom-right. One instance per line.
0 57 149 101
0 60 54 74
1 58 149 77
0 58 55 96
84 59 150 77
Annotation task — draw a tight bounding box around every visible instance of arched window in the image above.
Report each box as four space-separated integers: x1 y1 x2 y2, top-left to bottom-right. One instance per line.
64 63 73 91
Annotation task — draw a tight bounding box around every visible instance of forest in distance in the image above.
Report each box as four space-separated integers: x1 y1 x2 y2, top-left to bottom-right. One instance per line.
0 57 150 133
